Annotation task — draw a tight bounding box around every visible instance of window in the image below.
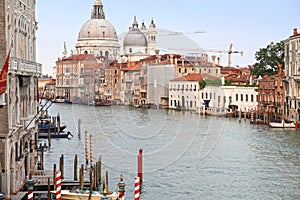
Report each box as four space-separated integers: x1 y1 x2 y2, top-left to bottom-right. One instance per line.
206 93 208 99
236 94 238 101
184 68 187 73
190 101 193 108
216 69 218 74
251 94 254 102
115 70 117 75
202 92 204 99
179 68 181 73
246 94 248 102
241 94 243 101
208 69 211 73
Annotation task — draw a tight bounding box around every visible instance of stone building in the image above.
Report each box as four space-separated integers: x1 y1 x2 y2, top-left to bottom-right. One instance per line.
0 0 41 198
283 28 300 121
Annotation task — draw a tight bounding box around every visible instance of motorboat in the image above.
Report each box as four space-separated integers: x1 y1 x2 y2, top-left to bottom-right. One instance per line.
38 131 73 139
55 189 119 200
269 119 295 128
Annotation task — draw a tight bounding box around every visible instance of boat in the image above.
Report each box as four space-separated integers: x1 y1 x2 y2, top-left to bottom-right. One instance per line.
56 189 119 200
38 118 67 133
269 119 295 128
52 96 65 103
94 93 111 106
38 123 67 133
38 131 73 139
250 119 266 125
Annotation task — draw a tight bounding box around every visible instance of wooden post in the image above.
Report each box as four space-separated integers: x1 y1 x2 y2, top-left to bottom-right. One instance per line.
78 119 81 140
41 143 44 170
80 164 84 190
98 156 102 185
89 168 93 199
57 113 61 133
106 170 109 192
53 164 56 190
60 154 64 179
74 154 78 181
47 177 51 200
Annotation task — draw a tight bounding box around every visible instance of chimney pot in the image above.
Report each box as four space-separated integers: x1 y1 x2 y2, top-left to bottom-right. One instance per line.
293 28 298 35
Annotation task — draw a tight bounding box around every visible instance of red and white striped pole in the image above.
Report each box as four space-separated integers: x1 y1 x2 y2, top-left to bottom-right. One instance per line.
27 179 34 200
90 133 93 167
134 176 140 200
56 171 62 200
85 131 88 165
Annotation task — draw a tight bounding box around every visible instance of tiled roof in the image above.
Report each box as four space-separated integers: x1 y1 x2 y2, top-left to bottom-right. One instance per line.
171 73 216 82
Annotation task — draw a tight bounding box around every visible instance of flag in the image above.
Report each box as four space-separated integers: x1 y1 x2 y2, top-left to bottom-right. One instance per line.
0 51 10 95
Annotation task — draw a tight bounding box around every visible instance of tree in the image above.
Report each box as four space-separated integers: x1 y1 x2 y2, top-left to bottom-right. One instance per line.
251 41 284 76
199 80 206 89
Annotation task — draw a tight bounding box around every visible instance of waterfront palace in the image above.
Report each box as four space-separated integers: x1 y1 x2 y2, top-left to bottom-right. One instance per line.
0 0 42 199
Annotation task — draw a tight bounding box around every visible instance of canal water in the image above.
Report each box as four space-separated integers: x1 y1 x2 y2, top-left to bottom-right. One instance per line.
41 101 300 199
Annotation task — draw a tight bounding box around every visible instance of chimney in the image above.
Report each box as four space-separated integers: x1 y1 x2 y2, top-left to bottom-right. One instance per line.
211 55 216 66
293 28 298 35
181 56 184 67
217 57 220 66
278 63 283 74
169 54 174 65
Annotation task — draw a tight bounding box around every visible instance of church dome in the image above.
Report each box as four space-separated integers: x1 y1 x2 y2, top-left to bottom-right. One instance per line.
78 18 117 40
123 27 147 47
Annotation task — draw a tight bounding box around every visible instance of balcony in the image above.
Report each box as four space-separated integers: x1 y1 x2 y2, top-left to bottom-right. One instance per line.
293 75 300 82
10 57 42 75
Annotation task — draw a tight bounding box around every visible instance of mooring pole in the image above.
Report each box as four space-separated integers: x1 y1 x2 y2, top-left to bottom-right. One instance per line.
78 119 81 139
90 133 93 167
118 175 126 200
74 154 78 181
85 131 89 165
80 164 84 190
137 148 143 188
27 179 34 200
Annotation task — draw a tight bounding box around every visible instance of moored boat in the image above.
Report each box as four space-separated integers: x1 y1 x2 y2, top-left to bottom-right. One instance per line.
38 131 73 139
55 189 119 200
38 123 67 133
250 119 266 125
269 119 295 128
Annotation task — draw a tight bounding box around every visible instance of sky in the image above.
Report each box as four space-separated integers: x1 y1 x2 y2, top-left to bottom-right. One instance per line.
36 0 300 75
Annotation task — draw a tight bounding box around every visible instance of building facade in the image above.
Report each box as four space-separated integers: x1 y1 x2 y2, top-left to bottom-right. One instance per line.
284 28 300 121
257 71 285 122
0 0 41 198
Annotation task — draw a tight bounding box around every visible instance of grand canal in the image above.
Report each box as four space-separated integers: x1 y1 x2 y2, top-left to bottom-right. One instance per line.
41 101 300 199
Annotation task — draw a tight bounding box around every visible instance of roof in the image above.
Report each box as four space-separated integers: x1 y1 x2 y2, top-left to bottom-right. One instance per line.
170 73 216 82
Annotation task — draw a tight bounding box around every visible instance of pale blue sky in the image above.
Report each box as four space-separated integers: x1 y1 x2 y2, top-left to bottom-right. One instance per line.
36 0 300 75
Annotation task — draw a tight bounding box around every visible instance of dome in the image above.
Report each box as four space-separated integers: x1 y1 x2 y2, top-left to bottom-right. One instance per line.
123 28 147 47
78 19 118 40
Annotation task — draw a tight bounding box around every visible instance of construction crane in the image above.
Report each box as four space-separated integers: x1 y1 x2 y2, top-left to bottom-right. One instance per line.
168 43 243 67
205 43 243 67
158 30 206 36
